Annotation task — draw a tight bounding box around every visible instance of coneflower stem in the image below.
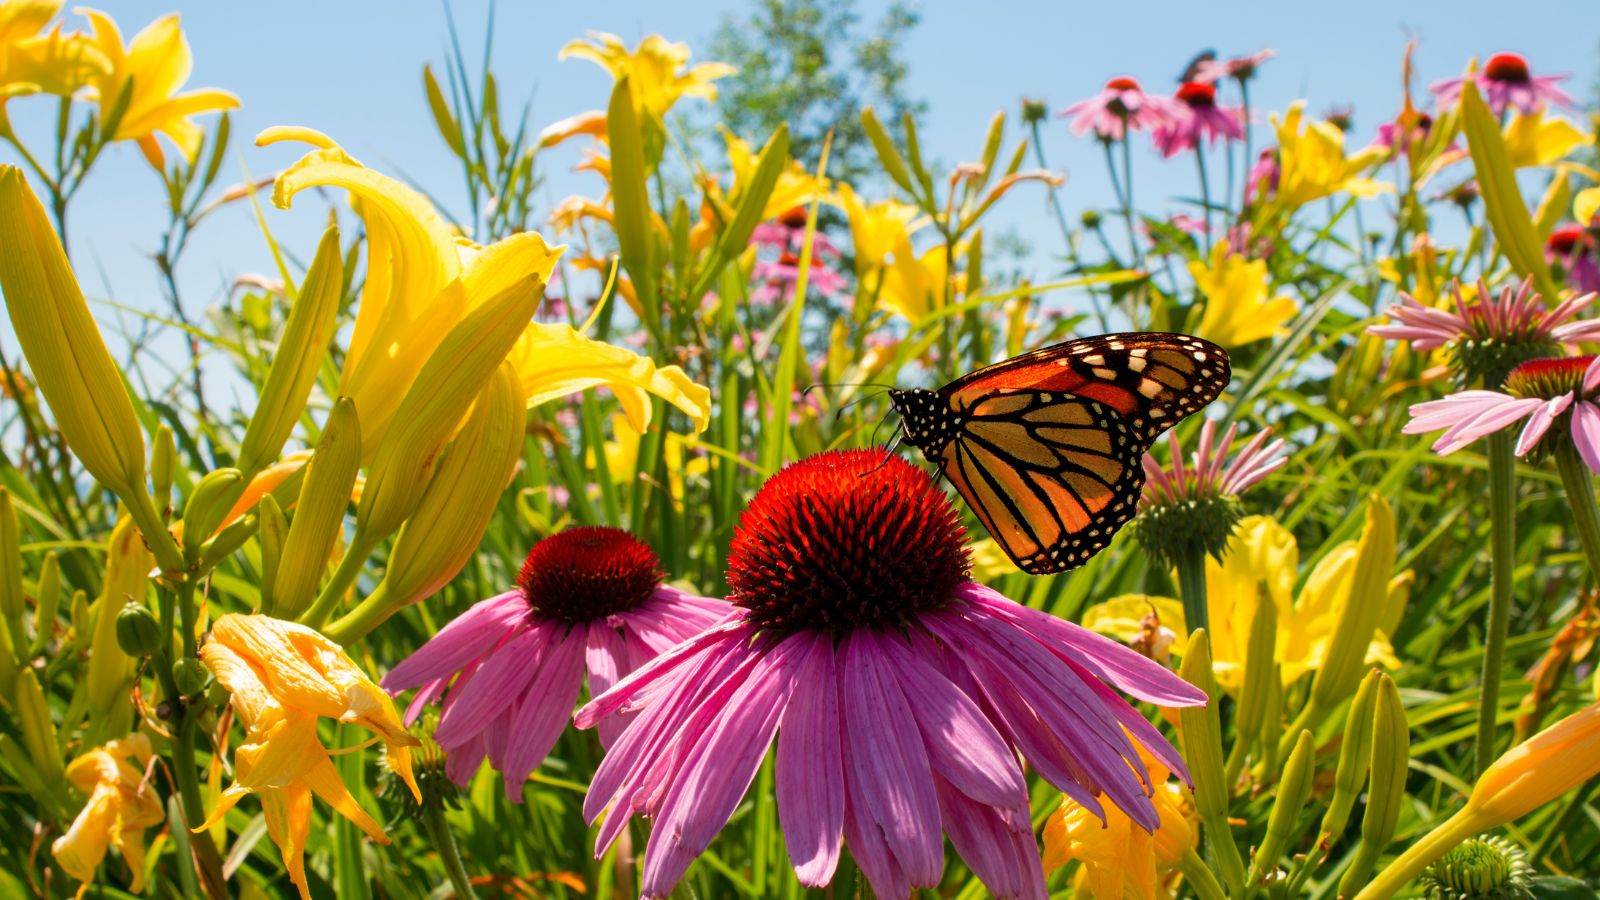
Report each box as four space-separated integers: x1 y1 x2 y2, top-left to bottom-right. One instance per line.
1175 550 1210 636
421 803 478 900
1475 430 1517 777
1553 439 1600 577
1194 149 1214 256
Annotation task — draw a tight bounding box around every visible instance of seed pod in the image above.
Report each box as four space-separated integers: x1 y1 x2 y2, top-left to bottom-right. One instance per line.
173 657 211 697
1319 668 1383 848
114 603 163 658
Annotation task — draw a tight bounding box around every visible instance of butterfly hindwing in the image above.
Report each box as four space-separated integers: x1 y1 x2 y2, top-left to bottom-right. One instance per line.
891 332 1229 575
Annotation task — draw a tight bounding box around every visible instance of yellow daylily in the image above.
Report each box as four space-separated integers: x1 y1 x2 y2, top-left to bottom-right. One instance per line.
1082 516 1405 692
717 125 830 220
1502 112 1587 169
600 412 708 503
261 126 708 446
1263 101 1390 214
837 182 922 276
559 32 734 121
198 614 419 900
1042 744 1196 900
51 733 163 894
77 9 237 169
879 234 961 324
0 0 107 104
1079 594 1185 662
537 109 608 148
1189 244 1297 348
1576 186 1600 226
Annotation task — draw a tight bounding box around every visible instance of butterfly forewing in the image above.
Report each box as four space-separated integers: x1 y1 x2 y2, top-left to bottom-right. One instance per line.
892 332 1230 575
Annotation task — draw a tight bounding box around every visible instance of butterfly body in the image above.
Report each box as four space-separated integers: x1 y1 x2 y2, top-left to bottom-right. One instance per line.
889 332 1229 575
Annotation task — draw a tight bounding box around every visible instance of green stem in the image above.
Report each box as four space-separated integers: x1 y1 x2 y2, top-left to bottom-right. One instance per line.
1179 848 1228 900
322 582 393 646
300 534 379 629
1553 439 1600 577
125 487 186 576
1176 550 1209 636
1476 430 1517 777
1352 811 1477 900
422 803 478 899
1195 148 1214 256
154 578 227 896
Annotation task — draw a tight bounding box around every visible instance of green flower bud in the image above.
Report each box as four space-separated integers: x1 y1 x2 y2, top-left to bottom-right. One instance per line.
273 398 360 619
30 551 60 656
1320 668 1383 850
1312 494 1396 714
1080 208 1104 229
0 488 22 623
1340 672 1410 896
1251 729 1316 884
181 468 246 562
257 493 287 616
1178 630 1248 895
151 423 176 514
14 667 62 783
1419 836 1533 900
114 603 163 657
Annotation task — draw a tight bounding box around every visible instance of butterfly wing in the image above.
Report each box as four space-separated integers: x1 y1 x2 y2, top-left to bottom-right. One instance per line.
924 332 1229 574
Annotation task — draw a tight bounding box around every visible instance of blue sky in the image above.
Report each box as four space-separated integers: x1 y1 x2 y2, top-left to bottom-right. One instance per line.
3 1 1597 368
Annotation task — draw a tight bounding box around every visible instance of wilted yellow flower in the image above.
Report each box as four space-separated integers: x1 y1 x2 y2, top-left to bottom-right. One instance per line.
77 9 238 169
1083 516 1404 691
1264 101 1389 214
559 31 733 120
0 0 107 104
199 614 419 900
1502 112 1588 168
1189 245 1296 348
51 733 163 893
1042 745 1196 900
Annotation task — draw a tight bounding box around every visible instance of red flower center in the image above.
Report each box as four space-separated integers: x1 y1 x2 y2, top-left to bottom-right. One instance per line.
1504 355 1595 400
778 249 802 267
1483 52 1531 84
518 527 665 624
726 449 970 637
777 205 809 229
1548 225 1590 256
1105 76 1141 92
1176 82 1216 108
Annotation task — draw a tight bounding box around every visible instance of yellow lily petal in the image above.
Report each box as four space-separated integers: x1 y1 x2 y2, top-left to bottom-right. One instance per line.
512 321 712 433
1191 244 1297 348
1576 186 1600 226
1503 112 1587 169
258 782 315 900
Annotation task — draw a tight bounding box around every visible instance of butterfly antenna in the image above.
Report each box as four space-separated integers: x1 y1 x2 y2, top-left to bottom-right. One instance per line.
832 386 893 423
869 403 898 447
861 434 904 477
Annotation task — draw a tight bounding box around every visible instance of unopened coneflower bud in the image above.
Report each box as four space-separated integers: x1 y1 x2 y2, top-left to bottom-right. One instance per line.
272 398 361 619
181 469 245 562
31 551 60 655
356 273 542 543
1020 96 1049 125
1320 668 1383 848
1418 836 1533 900
1312 494 1396 715
1080 208 1104 229
1341 673 1410 895
0 488 21 623
237 224 344 478
0 168 148 502
1251 729 1315 884
380 710 458 816
14 668 61 783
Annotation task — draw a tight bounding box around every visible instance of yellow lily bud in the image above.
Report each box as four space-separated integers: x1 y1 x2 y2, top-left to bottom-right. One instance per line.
1234 583 1278 757
0 617 15 693
0 488 21 623
237 223 344 477
151 423 175 512
257 494 287 616
1178 630 1247 895
1319 668 1383 846
1251 729 1314 884
273 398 361 619
181 468 245 562
15 668 62 783
357 273 542 543
1342 672 1409 895
1311 494 1396 713
86 516 153 723
326 364 524 644
31 550 61 656
0 167 147 500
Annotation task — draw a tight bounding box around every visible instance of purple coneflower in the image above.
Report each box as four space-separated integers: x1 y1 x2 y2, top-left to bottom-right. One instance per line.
1430 52 1573 116
1244 147 1279 205
1548 226 1600 296
1154 81 1245 158
381 527 728 799
1371 111 1436 153
1060 76 1175 142
1368 277 1600 385
751 248 850 306
1193 49 1275 85
1404 355 1600 471
575 449 1206 900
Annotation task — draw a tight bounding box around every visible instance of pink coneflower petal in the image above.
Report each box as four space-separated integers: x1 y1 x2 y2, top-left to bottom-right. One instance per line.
1432 397 1543 454
434 624 553 746
576 617 749 727
501 630 588 797
1403 391 1521 435
775 634 845 886
1584 356 1600 395
584 625 630 746
1572 401 1600 473
841 632 945 884
844 773 913 900
642 641 804 899
1516 394 1574 455
380 592 526 691
935 778 1046 899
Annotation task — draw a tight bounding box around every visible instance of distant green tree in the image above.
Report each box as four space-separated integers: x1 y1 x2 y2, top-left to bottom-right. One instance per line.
709 0 926 186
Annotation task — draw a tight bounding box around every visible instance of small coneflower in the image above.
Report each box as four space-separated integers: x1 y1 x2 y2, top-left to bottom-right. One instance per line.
751 247 849 306
1369 277 1600 386
1154 82 1245 158
1060 76 1175 142
1430 52 1574 116
1371 110 1436 153
1404 355 1600 470
575 449 1206 900
1193 48 1275 85
1547 224 1600 295
381 526 728 799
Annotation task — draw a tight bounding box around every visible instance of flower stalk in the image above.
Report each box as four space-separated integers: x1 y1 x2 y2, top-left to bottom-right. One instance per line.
1476 429 1518 775
1554 438 1600 577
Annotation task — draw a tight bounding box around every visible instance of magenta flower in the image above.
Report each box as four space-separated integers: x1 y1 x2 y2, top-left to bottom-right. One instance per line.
1244 147 1279 205
1060 76 1175 141
1369 278 1600 353
1548 225 1600 296
1140 419 1287 512
751 248 850 306
1153 81 1245 158
1193 48 1275 84
1430 52 1574 116
1404 355 1600 471
381 527 728 800
575 450 1206 900
1371 110 1437 153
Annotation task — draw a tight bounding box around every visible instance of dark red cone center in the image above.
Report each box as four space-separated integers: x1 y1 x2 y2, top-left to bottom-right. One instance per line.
518 526 665 624
1483 52 1532 84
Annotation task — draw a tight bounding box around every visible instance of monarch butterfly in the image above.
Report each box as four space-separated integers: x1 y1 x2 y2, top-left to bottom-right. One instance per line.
888 332 1229 575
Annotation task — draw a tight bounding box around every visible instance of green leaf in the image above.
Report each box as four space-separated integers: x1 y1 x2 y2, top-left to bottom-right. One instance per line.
606 76 659 334
1459 80 1559 298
